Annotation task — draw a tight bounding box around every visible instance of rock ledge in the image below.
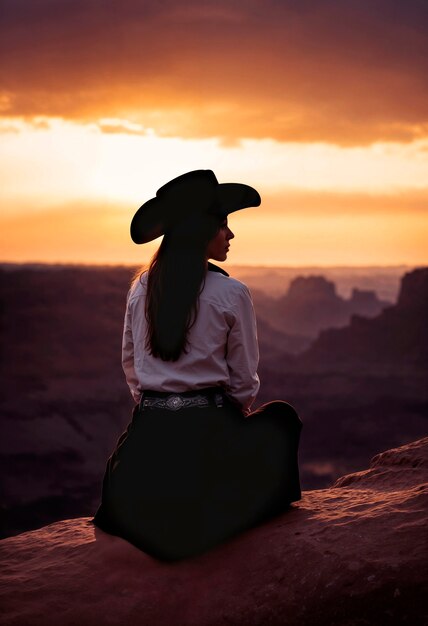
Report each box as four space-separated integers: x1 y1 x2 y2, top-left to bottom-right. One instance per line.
1 438 427 626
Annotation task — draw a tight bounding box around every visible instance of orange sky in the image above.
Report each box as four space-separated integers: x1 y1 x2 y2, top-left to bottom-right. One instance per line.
1 0 428 266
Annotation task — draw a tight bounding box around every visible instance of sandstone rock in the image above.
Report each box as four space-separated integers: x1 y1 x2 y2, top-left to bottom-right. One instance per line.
1 438 427 626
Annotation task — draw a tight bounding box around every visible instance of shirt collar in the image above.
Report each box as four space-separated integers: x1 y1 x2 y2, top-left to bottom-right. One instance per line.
207 261 229 277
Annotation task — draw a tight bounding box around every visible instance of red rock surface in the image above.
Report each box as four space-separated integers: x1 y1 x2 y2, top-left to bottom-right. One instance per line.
1 438 427 626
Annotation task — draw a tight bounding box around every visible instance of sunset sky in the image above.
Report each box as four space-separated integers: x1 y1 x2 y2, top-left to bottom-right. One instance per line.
1 0 428 266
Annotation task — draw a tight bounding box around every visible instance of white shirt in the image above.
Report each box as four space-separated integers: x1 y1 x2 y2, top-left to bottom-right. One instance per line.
121 264 260 415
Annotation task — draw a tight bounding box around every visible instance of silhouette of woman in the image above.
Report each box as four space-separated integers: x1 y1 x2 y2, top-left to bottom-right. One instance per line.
92 170 302 561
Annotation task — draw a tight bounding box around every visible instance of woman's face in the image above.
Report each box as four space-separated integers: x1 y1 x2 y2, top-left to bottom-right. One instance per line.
205 217 235 262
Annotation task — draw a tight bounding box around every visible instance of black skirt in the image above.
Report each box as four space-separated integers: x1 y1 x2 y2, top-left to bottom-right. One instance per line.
92 390 302 561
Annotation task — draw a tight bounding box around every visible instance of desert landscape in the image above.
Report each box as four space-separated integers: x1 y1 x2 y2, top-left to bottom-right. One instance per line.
1 263 427 539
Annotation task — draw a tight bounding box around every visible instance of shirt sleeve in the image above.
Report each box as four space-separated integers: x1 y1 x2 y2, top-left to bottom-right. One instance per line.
225 284 260 415
121 291 142 404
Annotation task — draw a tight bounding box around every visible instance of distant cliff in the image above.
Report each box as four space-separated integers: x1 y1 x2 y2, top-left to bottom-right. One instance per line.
1 437 426 626
297 268 428 372
253 275 390 338
256 316 311 357
256 268 428 491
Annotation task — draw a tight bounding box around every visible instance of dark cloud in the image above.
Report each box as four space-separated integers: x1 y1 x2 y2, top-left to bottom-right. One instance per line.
1 0 428 144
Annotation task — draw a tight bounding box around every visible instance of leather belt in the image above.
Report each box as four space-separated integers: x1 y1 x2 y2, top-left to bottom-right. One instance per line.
139 390 225 411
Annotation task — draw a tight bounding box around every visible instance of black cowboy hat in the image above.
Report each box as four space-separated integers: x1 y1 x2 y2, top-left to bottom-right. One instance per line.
130 169 261 244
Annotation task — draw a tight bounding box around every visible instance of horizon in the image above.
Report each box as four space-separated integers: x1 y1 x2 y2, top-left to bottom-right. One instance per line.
0 260 420 270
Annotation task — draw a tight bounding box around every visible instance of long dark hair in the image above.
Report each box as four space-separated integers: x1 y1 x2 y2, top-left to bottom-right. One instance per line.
134 212 223 361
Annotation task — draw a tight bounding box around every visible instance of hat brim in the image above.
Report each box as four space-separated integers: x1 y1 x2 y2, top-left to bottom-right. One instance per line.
130 180 261 244
216 183 261 217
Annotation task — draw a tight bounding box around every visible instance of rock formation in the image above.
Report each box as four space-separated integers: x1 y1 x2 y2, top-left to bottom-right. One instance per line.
263 275 390 338
298 267 428 372
1 437 426 626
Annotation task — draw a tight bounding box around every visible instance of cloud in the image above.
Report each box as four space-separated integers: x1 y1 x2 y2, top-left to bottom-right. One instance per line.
96 118 150 136
1 1 428 145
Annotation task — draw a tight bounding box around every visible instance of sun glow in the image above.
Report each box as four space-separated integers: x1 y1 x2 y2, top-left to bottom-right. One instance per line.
1 117 428 265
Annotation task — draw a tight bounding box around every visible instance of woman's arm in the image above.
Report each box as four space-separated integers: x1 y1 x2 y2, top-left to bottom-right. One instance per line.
121 292 141 404
225 284 260 415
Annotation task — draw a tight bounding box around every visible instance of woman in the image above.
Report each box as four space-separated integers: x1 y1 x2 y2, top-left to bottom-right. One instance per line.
92 170 302 561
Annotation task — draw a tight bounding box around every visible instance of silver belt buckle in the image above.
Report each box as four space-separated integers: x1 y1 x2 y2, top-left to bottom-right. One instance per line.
165 395 185 411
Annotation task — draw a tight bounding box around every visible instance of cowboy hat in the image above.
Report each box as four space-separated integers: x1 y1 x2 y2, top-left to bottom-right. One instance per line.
130 169 261 244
